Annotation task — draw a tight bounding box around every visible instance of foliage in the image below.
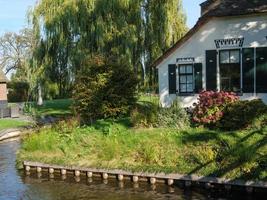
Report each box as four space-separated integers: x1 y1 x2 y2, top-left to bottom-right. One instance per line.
130 102 158 128
30 0 187 91
192 91 238 126
215 99 267 131
0 29 33 74
0 28 48 104
18 120 267 181
73 55 138 123
7 81 29 102
144 0 187 86
131 100 189 129
157 101 189 129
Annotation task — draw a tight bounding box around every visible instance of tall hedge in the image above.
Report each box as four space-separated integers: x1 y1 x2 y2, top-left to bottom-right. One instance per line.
73 55 138 123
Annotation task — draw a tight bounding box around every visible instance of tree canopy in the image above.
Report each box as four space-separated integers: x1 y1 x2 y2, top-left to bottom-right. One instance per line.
30 0 187 95
2 0 187 103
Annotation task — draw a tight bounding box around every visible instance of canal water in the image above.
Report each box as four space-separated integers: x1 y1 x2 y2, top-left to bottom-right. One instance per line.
0 140 264 200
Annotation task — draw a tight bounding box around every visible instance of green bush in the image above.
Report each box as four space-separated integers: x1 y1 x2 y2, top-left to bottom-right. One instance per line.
131 100 189 129
216 99 267 130
130 102 158 128
73 55 138 123
157 101 189 129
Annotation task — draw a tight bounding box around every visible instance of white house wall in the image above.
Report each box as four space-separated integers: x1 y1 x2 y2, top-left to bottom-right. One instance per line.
158 14 267 107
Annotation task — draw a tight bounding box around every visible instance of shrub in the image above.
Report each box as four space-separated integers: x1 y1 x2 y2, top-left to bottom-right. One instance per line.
216 99 267 130
131 100 189 129
130 102 158 128
73 54 138 123
157 101 189 129
192 91 238 126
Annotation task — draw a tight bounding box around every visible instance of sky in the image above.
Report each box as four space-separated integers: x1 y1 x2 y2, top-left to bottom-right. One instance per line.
0 0 204 36
183 0 205 28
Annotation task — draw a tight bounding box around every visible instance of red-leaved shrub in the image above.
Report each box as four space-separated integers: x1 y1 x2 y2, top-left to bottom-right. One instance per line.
192 91 238 125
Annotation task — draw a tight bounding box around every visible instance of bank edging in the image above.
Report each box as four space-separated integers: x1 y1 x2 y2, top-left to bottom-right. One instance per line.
23 161 267 190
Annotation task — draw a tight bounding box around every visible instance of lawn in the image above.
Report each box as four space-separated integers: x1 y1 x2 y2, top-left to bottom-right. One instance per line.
26 99 73 118
17 118 267 181
0 119 30 131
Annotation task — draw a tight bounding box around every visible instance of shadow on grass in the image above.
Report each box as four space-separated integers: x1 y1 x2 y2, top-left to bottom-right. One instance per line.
180 128 267 181
92 118 132 134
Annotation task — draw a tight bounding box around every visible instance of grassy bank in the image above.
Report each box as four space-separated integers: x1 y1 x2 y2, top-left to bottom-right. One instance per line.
0 119 30 131
17 118 267 181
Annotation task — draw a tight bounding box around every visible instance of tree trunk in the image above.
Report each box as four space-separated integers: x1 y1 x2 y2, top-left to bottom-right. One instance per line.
37 83 43 106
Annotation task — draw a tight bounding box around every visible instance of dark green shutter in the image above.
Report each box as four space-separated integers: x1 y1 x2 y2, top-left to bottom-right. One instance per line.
194 63 203 93
206 50 217 91
242 48 254 93
168 64 176 94
256 47 267 93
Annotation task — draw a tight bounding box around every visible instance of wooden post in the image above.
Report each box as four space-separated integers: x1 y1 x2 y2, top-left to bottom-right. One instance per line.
167 179 174 186
132 176 138 183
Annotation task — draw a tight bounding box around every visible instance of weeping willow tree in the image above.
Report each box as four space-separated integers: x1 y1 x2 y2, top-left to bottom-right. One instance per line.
144 0 187 89
30 0 186 96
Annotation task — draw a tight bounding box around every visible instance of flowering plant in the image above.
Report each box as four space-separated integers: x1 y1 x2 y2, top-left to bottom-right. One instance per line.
192 91 238 125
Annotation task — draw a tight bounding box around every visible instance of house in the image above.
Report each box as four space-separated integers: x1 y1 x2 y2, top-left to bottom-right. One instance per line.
0 70 8 109
153 0 267 107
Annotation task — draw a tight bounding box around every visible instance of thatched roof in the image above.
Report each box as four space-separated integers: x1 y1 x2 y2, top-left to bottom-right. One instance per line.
0 71 8 83
201 0 267 18
152 0 267 67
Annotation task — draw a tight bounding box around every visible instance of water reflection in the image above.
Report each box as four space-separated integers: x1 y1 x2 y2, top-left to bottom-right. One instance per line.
21 173 207 200
0 140 265 200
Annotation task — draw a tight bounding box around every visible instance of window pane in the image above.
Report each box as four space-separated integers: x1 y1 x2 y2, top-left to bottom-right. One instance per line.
186 65 193 73
242 48 254 92
187 84 193 92
194 63 203 93
180 84 187 92
220 51 229 64
187 75 193 83
180 75 186 83
220 63 240 92
230 50 240 63
179 66 186 74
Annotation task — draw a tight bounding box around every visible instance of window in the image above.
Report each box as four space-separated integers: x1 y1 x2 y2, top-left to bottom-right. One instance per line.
179 64 194 93
219 49 241 92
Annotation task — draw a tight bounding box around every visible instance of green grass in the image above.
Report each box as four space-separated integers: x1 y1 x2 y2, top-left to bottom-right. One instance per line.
25 99 73 118
17 118 267 181
138 94 159 106
0 119 30 131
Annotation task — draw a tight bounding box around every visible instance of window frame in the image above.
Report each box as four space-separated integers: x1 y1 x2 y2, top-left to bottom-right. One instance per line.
178 64 194 94
218 49 242 93
219 49 240 64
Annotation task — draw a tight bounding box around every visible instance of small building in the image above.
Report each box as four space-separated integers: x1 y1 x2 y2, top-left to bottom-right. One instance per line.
0 70 8 109
153 0 267 107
